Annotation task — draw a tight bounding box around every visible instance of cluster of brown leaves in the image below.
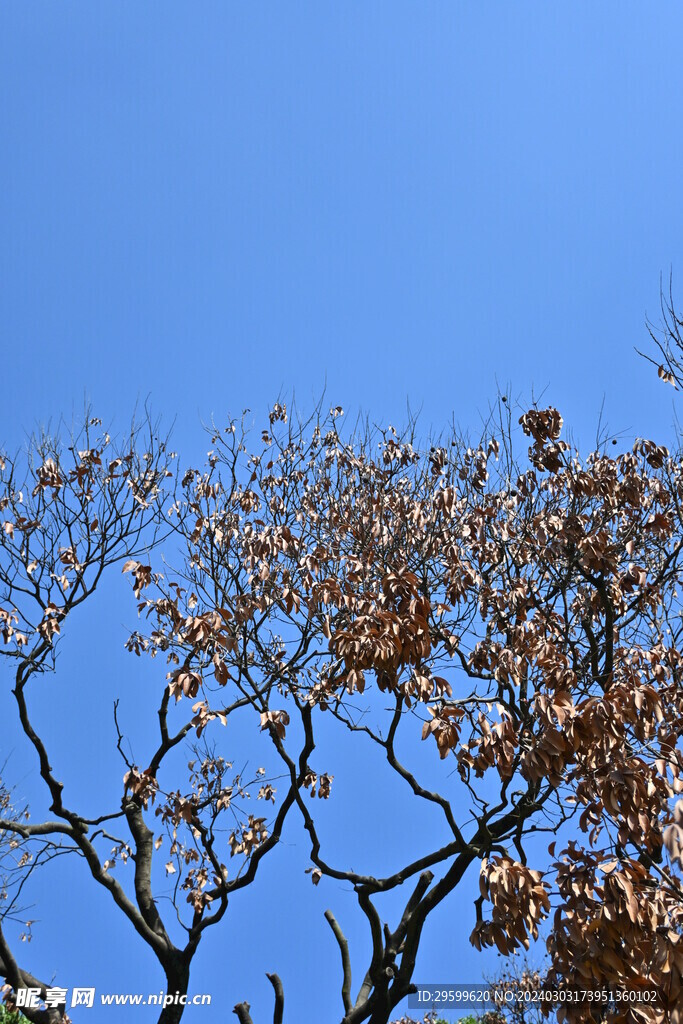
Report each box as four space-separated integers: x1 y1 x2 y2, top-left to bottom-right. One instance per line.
547 843 683 1023
472 856 551 955
302 768 334 799
123 766 159 809
228 815 268 858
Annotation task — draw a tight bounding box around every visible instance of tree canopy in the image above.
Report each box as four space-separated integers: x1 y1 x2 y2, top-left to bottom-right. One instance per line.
1 400 682 1023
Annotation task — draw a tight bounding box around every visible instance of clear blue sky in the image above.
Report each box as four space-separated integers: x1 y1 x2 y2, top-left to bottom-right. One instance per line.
2 2 683 1021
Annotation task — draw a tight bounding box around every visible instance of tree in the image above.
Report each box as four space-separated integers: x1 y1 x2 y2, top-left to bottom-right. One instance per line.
1 401 683 1023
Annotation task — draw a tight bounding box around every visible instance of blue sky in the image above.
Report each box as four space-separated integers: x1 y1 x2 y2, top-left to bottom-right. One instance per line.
2 2 683 1021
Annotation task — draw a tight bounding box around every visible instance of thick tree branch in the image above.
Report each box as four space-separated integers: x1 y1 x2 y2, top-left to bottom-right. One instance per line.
233 1001 254 1024
265 972 284 1024
123 797 173 947
325 909 353 1015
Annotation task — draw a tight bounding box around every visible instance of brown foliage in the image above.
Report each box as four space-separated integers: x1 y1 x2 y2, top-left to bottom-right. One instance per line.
2 402 683 1023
